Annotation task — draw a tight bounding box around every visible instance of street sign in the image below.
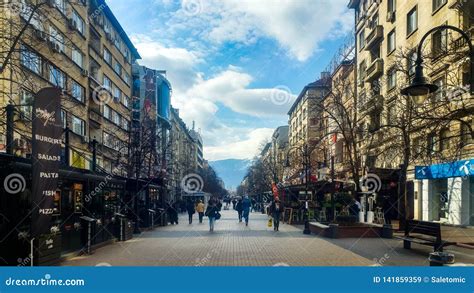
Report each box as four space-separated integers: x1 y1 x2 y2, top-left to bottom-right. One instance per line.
415 159 474 180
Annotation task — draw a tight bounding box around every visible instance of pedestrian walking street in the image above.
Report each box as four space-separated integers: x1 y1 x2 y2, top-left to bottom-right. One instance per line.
62 209 474 267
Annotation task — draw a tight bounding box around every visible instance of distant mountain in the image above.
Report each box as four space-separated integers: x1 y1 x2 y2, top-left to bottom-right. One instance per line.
209 159 251 191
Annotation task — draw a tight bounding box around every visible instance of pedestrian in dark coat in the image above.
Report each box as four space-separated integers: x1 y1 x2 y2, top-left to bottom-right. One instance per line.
186 200 195 224
242 196 252 226
270 197 284 231
236 199 243 222
205 199 219 232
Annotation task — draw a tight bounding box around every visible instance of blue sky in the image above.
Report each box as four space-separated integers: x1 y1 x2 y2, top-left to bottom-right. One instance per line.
107 0 353 161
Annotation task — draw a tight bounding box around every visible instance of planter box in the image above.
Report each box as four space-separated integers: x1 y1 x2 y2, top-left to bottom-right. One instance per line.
309 222 388 239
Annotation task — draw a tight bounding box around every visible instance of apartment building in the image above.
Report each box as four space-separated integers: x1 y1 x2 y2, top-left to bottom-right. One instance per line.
169 107 198 200
348 0 473 225
190 127 204 170
269 126 289 183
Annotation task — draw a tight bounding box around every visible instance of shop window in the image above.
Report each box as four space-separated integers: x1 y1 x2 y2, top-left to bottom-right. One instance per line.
71 150 87 169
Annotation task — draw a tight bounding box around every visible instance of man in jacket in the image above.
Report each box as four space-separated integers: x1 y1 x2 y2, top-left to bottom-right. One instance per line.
196 200 205 223
242 195 252 226
270 197 284 231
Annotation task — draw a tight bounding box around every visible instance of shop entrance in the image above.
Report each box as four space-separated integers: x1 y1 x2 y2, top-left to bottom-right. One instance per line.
431 179 448 222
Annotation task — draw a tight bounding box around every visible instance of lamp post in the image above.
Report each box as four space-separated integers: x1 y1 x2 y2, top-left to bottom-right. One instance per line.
285 143 311 235
401 25 473 100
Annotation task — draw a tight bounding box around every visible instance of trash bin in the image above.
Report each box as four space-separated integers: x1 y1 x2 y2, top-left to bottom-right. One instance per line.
429 252 455 266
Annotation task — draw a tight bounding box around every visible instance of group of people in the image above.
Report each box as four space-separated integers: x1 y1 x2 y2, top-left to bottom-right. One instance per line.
167 195 285 232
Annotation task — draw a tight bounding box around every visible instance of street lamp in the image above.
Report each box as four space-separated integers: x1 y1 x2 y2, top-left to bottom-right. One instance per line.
285 143 311 235
401 25 474 103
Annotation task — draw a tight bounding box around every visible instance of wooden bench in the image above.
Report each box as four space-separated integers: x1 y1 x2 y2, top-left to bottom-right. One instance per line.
395 220 455 252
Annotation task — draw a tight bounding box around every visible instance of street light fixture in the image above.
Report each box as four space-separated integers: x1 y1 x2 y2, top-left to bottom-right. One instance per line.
401 25 474 103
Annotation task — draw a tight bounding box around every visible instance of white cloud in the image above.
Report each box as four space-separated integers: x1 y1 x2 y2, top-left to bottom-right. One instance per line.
165 0 352 61
204 128 274 160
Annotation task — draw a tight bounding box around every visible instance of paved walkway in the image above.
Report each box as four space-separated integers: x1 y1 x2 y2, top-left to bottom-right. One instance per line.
62 209 373 266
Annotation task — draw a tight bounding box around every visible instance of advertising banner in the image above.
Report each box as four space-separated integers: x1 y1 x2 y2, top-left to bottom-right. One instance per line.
31 87 62 237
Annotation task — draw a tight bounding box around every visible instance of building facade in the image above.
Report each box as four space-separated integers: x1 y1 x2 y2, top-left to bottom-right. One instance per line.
348 0 474 225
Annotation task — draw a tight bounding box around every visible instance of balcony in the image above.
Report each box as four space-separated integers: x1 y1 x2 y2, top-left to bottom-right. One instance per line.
365 25 383 50
365 58 384 83
89 109 103 127
360 94 383 113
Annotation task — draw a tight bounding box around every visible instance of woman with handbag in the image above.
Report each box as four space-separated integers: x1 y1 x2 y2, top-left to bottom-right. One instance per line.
205 199 219 232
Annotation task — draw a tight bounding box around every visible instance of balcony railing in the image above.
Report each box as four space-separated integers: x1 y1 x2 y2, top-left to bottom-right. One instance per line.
365 58 384 83
365 25 383 50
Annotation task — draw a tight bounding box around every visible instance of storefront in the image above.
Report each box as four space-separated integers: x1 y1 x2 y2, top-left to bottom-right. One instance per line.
414 159 474 226
0 154 129 265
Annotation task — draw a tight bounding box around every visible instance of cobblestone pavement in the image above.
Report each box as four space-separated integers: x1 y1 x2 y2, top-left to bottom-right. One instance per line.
62 209 373 266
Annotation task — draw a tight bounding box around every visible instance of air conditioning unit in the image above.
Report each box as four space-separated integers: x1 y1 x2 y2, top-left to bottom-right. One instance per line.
113 96 120 103
81 69 89 77
105 32 113 41
49 41 61 53
68 19 77 30
34 29 47 41
386 11 395 22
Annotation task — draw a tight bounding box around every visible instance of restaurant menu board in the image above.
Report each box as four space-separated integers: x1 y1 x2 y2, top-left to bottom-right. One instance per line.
31 87 62 237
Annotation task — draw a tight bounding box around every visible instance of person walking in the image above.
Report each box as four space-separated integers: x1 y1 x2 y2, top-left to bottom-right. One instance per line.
236 198 243 222
205 199 219 232
186 199 195 224
196 200 205 223
270 197 284 231
242 195 252 226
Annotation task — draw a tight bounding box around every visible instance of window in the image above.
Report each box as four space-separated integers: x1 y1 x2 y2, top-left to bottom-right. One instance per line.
439 128 450 151
114 61 122 76
103 48 112 64
124 72 130 85
387 29 396 54
387 68 397 90
407 7 418 36
432 28 447 58
358 61 367 84
122 119 129 131
103 75 111 90
388 0 396 13
49 66 65 88
20 46 41 74
54 0 66 14
386 103 396 124
61 109 67 128
432 0 447 12
358 30 365 50
20 1 43 31
71 10 85 35
112 111 120 125
20 90 33 119
49 26 64 52
123 95 130 108
72 115 85 136
71 80 84 102
461 120 473 146
432 77 445 101
112 85 121 100
72 47 83 68
104 105 111 119
427 133 437 155
408 50 417 76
